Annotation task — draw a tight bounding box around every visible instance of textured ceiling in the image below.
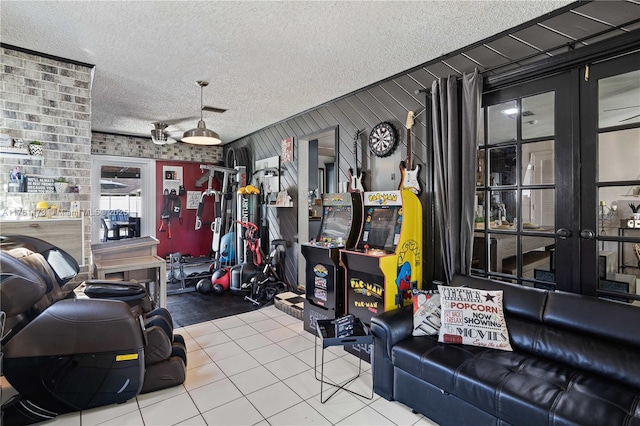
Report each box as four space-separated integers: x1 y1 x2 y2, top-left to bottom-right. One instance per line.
1 1 574 144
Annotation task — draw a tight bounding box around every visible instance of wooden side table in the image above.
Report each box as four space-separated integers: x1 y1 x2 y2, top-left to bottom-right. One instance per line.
314 318 374 403
91 237 166 308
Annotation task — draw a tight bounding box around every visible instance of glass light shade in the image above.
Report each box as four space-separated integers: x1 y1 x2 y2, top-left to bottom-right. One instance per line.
182 120 221 145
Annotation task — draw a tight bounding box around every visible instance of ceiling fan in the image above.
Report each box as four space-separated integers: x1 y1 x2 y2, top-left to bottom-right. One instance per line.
150 122 180 145
150 81 227 145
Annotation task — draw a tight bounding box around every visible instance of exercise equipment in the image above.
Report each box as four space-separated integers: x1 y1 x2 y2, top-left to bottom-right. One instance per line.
235 191 262 264
197 165 237 267
244 237 288 306
219 232 236 263
0 236 186 425
229 220 262 295
171 164 238 296
301 192 363 334
158 188 182 239
210 267 231 293
196 278 214 294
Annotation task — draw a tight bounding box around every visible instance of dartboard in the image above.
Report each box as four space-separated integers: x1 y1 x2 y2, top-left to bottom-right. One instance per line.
368 122 398 157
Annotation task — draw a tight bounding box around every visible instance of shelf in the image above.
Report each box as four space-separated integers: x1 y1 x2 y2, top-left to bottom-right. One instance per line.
267 203 293 208
0 150 43 161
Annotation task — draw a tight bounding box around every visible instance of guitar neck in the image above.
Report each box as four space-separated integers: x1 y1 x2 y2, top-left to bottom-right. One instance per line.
352 130 360 170
406 128 412 170
353 140 358 166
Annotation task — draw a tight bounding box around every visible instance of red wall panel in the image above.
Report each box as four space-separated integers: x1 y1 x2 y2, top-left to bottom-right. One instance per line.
155 160 219 258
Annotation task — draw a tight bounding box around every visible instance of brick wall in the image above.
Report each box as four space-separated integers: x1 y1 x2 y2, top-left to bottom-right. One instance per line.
91 132 223 163
1 46 93 271
1 46 223 273
1 46 93 208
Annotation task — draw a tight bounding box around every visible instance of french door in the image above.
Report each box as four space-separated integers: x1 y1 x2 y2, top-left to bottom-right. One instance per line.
474 72 578 292
474 51 640 304
580 52 640 302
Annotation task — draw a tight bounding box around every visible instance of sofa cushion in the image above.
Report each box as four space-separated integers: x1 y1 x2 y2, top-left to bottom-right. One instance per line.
412 289 441 336
451 275 548 322
392 338 640 426
438 285 512 351
542 291 640 390
392 335 488 393
544 291 640 347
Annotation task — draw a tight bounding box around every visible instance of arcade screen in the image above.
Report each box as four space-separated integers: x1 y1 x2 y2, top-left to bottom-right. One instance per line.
361 206 401 251
319 206 352 242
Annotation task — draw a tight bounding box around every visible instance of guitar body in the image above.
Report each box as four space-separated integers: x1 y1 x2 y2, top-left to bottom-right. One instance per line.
400 163 421 195
398 111 422 195
349 168 365 193
348 130 366 193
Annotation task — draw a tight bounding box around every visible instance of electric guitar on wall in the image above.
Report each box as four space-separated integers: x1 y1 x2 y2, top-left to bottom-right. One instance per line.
348 129 366 193
399 111 421 195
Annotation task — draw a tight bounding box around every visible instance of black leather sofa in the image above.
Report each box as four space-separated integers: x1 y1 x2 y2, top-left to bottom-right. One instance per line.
371 274 640 426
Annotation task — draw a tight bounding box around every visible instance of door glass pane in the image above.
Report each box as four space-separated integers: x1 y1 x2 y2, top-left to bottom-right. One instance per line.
522 92 555 140
476 149 486 187
489 146 517 186
521 189 555 231
472 233 487 271
520 236 555 279
598 69 640 128
488 100 517 144
489 190 517 228
100 166 141 241
598 128 640 182
478 107 485 145
522 141 555 185
597 187 640 297
475 191 486 228
599 238 639 303
597 186 640 237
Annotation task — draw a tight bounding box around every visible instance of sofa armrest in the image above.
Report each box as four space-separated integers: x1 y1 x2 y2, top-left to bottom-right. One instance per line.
371 305 413 358
370 305 412 401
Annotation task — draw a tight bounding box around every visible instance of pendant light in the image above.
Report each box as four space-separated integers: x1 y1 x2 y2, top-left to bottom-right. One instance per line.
182 81 221 145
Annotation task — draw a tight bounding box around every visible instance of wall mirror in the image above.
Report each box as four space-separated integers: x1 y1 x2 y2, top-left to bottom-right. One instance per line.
297 126 339 289
91 156 155 244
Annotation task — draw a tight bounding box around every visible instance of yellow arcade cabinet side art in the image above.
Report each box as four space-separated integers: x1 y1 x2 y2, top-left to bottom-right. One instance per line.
340 189 423 326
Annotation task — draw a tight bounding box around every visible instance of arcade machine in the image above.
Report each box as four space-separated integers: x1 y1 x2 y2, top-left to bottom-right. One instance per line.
301 193 363 334
339 189 422 360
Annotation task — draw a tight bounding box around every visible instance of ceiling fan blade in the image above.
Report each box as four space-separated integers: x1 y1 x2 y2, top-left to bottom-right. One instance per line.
167 130 184 139
152 135 178 145
202 106 227 114
153 116 199 126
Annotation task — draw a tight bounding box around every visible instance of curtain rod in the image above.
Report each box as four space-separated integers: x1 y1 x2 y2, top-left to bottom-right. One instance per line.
412 16 640 100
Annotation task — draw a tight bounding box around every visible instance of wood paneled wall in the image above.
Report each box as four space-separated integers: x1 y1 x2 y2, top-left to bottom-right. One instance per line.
226 71 444 289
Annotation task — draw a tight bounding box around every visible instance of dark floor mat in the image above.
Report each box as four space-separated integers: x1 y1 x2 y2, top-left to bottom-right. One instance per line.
166 290 262 327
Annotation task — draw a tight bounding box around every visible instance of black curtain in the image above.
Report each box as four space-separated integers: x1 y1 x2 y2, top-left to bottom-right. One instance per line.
431 70 482 283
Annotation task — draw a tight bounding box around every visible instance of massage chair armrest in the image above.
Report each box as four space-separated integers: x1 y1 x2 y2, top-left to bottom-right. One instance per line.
370 305 413 358
3 299 144 358
84 279 145 289
82 279 152 312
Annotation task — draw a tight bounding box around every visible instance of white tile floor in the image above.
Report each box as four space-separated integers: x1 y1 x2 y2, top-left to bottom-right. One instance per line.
2 306 439 426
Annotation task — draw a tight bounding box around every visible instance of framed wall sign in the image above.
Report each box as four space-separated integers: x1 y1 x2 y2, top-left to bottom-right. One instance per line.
281 137 293 163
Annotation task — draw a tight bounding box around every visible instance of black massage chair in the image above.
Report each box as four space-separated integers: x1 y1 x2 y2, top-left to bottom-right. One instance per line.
0 235 187 425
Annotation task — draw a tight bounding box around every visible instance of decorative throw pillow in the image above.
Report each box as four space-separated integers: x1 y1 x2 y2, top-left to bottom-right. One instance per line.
437 285 512 351
412 289 441 336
